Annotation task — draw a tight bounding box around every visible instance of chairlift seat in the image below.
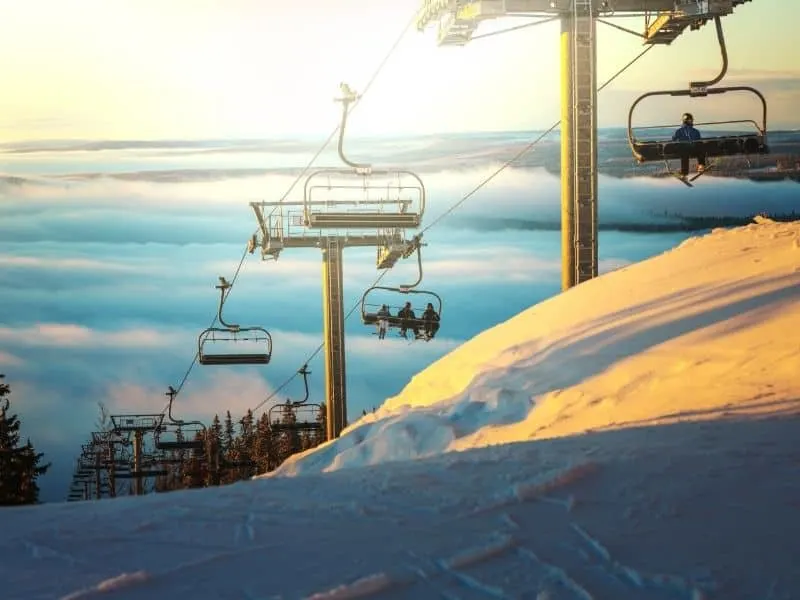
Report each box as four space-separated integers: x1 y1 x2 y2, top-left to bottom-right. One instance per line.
198 325 273 366
362 314 429 329
198 352 271 366
271 421 324 432
305 212 421 229
268 402 323 433
633 134 768 163
155 440 205 451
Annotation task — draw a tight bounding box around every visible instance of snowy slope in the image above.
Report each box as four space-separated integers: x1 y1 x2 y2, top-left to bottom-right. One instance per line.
1 217 798 600
271 216 800 476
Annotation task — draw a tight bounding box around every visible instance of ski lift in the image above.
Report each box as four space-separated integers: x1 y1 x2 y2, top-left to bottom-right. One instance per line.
302 83 426 230
154 423 205 452
627 16 769 187
198 276 272 365
157 386 208 453
269 365 325 433
360 236 442 341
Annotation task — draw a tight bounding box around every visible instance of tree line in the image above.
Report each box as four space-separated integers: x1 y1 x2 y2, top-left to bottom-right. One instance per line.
150 406 327 492
0 374 50 506
72 401 328 499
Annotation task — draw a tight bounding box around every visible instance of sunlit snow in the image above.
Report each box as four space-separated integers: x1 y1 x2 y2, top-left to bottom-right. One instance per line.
2 216 798 600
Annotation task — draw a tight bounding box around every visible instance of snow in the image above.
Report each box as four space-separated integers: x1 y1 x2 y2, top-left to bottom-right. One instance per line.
1 217 799 600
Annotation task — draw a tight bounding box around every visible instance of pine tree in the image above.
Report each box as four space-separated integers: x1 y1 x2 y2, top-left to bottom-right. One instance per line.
0 375 50 505
253 412 273 473
206 415 223 486
223 411 235 455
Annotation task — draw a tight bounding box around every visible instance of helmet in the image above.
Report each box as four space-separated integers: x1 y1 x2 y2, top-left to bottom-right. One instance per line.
682 112 694 125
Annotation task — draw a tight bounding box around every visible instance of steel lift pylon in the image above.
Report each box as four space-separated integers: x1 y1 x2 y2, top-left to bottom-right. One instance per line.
250 85 426 440
415 0 754 290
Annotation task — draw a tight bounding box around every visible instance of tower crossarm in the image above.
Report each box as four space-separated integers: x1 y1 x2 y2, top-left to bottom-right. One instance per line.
416 0 752 46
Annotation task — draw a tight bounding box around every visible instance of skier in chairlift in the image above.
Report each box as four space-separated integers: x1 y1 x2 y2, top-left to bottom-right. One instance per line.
672 112 707 178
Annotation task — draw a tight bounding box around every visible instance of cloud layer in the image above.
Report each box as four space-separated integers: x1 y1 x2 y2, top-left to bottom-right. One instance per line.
1 135 797 501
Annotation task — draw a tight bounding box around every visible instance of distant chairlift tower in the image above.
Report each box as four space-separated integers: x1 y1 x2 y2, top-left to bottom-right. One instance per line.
415 0 754 290
250 84 426 440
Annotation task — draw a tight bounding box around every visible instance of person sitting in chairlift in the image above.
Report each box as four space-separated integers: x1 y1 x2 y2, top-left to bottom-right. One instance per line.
397 302 418 339
376 304 390 340
672 112 707 178
421 303 440 341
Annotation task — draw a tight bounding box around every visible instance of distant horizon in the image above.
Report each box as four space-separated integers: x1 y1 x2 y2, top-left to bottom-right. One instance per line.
2 125 799 148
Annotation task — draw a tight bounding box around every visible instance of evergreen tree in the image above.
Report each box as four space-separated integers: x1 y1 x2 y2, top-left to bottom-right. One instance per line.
0 375 50 505
223 411 235 455
206 415 223 486
253 412 273 473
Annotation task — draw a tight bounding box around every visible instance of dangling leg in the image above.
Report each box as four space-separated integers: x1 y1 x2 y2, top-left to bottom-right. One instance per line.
679 155 690 178
696 152 707 173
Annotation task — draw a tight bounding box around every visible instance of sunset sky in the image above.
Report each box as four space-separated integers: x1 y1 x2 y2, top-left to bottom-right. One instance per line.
0 0 797 140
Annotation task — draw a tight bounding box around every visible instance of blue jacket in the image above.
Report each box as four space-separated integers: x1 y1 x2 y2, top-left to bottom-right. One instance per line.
672 125 702 142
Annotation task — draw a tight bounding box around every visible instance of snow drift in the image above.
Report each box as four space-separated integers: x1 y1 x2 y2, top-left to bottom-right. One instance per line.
268 216 800 477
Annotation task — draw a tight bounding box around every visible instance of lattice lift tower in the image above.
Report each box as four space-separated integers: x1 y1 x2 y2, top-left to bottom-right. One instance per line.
416 0 753 290
250 85 425 440
110 414 167 496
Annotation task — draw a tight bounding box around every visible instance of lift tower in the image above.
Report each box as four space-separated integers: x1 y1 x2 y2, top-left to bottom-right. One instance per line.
250 85 425 440
415 0 753 290
110 414 166 496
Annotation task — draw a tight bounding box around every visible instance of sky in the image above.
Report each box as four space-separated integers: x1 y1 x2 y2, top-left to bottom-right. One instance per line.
0 0 798 139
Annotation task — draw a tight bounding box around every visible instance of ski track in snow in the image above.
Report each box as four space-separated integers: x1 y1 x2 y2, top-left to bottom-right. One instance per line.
3 415 798 600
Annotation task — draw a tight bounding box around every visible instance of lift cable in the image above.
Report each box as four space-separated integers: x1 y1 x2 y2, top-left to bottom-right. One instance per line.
156 9 418 416
245 43 657 417
248 269 391 414
596 18 647 39
275 9 419 204
470 16 558 41
422 44 654 233
159 242 252 414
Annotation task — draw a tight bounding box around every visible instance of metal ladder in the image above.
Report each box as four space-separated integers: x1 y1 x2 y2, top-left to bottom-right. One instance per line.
322 236 347 440
572 0 598 284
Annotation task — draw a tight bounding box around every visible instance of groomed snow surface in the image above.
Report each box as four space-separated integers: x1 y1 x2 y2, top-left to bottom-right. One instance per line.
2 216 799 600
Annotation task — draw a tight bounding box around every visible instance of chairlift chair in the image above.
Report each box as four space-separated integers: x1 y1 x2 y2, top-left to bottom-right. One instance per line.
198 276 273 366
268 365 324 433
359 237 443 340
154 423 205 452
302 83 426 230
627 16 769 186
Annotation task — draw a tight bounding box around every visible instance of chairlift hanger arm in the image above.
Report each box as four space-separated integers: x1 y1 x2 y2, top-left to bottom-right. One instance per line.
335 83 371 171
400 237 425 291
293 364 311 406
691 16 727 90
164 386 207 431
214 277 239 330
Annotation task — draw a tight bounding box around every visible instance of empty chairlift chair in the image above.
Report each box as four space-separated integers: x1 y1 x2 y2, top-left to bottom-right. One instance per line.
268 365 324 435
198 276 273 366
154 423 205 452
302 82 426 231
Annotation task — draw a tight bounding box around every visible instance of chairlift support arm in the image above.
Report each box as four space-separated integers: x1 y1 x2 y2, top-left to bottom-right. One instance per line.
293 364 311 406
165 386 207 432
399 235 426 291
335 83 371 171
690 16 728 93
215 277 239 330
